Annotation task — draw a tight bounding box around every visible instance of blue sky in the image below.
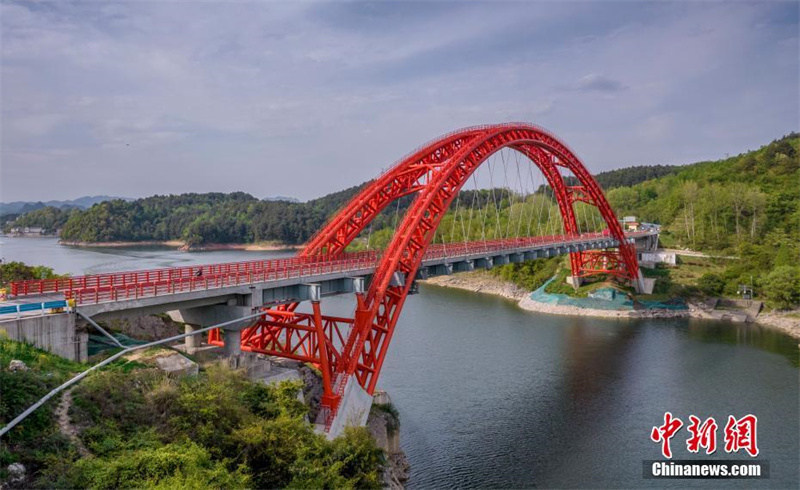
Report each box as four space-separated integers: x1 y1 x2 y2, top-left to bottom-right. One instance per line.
1 0 797 202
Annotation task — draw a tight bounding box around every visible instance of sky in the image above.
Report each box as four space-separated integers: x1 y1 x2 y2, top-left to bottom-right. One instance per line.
1 0 798 203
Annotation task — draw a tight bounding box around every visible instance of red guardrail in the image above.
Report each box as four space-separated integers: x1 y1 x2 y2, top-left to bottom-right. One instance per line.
9 231 653 306
9 251 378 297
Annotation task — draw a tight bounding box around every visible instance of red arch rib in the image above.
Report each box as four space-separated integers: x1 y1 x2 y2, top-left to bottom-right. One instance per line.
325 124 640 394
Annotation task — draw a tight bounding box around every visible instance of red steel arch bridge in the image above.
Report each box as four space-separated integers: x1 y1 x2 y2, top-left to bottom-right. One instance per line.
7 123 656 436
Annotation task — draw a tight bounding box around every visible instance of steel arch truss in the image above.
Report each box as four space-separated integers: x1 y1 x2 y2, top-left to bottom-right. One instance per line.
212 123 641 430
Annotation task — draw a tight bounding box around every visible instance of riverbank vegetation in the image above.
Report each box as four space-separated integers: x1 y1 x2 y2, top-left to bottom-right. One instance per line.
1 207 74 235
0 339 384 489
0 262 62 289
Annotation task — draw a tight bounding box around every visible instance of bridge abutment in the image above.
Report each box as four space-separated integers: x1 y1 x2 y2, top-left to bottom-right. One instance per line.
0 313 87 362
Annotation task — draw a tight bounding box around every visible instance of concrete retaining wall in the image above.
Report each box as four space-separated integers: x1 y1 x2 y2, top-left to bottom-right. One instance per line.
0 313 87 362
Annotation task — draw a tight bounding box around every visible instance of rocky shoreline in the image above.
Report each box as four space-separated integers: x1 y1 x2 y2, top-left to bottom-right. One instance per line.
421 273 800 340
420 272 529 300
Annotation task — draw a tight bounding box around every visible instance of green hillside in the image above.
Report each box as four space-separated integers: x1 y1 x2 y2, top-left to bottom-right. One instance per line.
606 133 798 252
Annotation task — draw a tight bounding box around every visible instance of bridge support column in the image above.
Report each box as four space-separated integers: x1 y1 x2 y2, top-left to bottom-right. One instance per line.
222 328 241 357
308 284 337 410
185 324 202 354
169 303 252 356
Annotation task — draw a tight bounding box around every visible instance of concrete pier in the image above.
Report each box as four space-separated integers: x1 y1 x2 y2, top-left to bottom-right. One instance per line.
184 324 202 353
223 328 242 357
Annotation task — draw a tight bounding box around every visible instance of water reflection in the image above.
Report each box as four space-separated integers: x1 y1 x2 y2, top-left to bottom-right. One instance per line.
685 319 799 367
562 319 639 400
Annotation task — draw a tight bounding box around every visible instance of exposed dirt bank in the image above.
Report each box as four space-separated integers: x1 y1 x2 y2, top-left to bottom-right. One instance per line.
421 272 800 339
178 242 301 252
58 239 300 252
421 272 528 300
91 314 183 342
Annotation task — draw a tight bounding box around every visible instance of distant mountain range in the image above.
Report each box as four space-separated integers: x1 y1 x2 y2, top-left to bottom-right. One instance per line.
0 196 133 216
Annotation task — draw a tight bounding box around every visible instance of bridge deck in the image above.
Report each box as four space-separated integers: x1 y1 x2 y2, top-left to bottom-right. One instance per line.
7 231 655 316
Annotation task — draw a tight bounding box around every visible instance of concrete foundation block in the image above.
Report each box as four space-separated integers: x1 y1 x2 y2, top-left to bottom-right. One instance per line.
155 352 199 377
566 276 583 289
639 277 657 295
227 351 272 378
326 376 373 440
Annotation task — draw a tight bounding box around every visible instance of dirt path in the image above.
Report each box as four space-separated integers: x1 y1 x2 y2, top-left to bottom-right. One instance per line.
55 389 90 457
661 248 738 259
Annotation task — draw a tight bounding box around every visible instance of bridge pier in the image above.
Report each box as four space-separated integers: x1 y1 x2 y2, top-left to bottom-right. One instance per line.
222 327 242 357
168 301 254 356
184 325 202 353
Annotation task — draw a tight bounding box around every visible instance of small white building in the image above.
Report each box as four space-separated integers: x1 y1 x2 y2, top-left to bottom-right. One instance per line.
621 216 639 232
639 250 676 267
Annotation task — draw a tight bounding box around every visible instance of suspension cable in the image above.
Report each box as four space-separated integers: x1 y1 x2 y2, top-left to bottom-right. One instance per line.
500 149 514 240
527 159 540 238
513 150 526 239
487 159 502 240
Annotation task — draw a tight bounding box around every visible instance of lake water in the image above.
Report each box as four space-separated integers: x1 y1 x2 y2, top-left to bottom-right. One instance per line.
2 236 798 487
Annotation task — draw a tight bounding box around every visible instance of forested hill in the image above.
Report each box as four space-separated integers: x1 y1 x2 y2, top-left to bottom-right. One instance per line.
57 192 329 246
613 133 798 302
594 164 678 189
605 132 798 251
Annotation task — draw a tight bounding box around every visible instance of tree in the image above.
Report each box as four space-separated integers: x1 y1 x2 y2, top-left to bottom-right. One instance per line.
680 181 699 246
761 266 800 309
0 262 61 287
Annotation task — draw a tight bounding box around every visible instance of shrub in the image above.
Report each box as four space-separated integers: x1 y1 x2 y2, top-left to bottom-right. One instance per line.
66 440 250 489
698 273 725 296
